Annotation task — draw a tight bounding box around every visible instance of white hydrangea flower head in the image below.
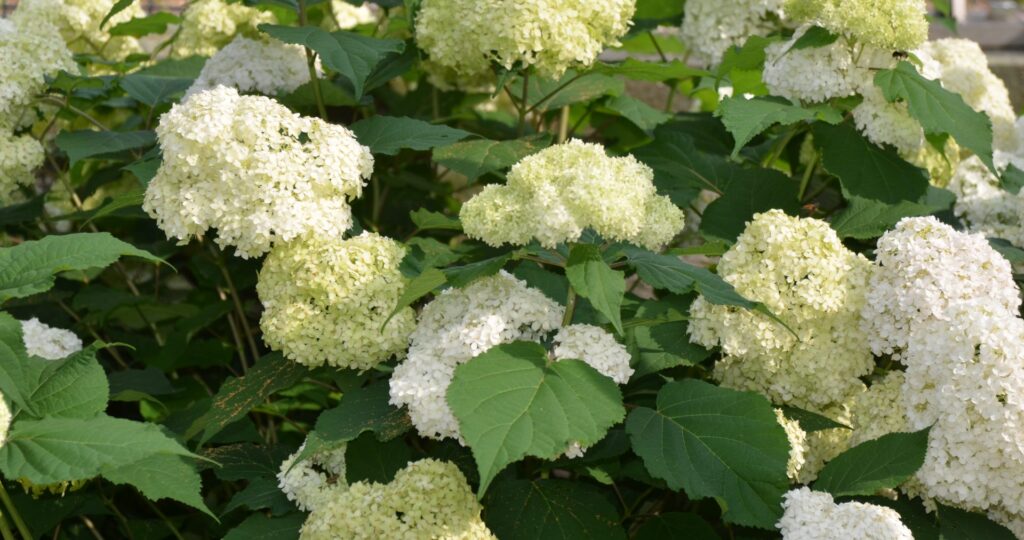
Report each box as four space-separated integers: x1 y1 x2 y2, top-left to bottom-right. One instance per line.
680 0 785 67
186 36 316 98
0 395 9 447
0 132 45 205
173 0 277 58
258 232 415 370
777 487 913 539
552 324 634 384
460 140 685 250
300 459 496 539
785 0 928 51
848 371 908 446
689 210 873 410
328 0 378 30
861 216 1020 358
921 38 1018 152
277 439 348 512
949 155 1024 246
763 27 862 103
14 0 145 61
414 0 636 90
143 86 373 257
20 318 83 360
389 271 563 442
775 409 808 482
852 85 926 153
0 10 76 131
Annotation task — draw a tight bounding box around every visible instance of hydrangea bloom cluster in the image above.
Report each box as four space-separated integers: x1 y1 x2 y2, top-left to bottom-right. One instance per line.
300 459 496 539
460 140 685 250
414 0 635 89
863 217 1024 529
848 371 908 446
949 156 1024 247
0 132 45 205
20 318 82 360
785 0 928 52
777 487 913 539
257 232 415 370
680 0 784 67
862 217 1019 358
186 37 315 98
389 271 563 441
920 39 1018 152
688 210 873 410
143 86 374 257
552 324 634 384
277 440 348 512
173 0 276 58
775 410 808 482
0 12 75 131
13 0 145 61
328 0 378 30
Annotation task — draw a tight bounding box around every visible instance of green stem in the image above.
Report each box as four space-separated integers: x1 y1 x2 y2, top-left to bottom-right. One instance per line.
562 287 577 327
298 0 328 120
0 512 14 540
0 482 31 540
557 106 570 143
761 127 800 168
797 152 819 200
209 244 261 364
145 499 184 540
524 72 586 116
517 72 530 136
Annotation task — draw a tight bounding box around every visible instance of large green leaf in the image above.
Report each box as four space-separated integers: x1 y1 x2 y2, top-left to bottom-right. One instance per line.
717 96 840 155
830 195 945 239
937 504 1016 540
633 513 719 540
0 233 161 303
813 122 929 204
875 61 994 170
566 244 625 334
0 415 197 484
592 58 709 82
109 12 180 37
314 380 409 444
700 168 800 242
630 297 711 379
186 353 309 444
604 95 672 131
523 72 625 112
259 24 403 99
55 130 156 165
409 209 462 231
483 479 626 540
625 379 790 528
814 428 929 497
432 135 550 182
632 126 743 207
103 454 213 517
222 513 305 540
351 116 472 155
447 341 625 494
121 74 192 107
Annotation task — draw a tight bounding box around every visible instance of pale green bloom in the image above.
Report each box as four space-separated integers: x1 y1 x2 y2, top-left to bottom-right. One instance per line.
173 0 276 59
786 0 928 51
0 132 44 205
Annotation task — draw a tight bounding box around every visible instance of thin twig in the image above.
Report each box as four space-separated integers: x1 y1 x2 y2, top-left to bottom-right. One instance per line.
0 481 32 540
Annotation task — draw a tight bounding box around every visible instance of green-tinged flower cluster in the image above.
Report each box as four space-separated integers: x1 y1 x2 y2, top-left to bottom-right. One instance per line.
849 371 908 446
300 459 496 539
173 0 276 58
0 12 75 131
689 210 873 411
15 0 145 61
460 140 684 250
257 232 415 370
0 132 45 205
785 0 928 51
414 0 636 89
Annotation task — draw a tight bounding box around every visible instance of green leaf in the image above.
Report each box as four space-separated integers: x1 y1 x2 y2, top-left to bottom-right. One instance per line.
990 238 1024 264
814 428 929 497
791 26 839 50
25 345 109 420
259 24 403 99
55 130 156 165
432 135 550 182
109 12 180 37
222 513 305 540
350 116 472 155
0 415 198 484
631 298 711 379
447 341 625 494
830 196 943 239
121 74 191 107
103 454 214 518
100 0 134 28
717 96 840 155
633 512 719 540
224 476 293 516
700 168 800 242
625 379 790 528
483 479 626 540
0 232 162 303
779 405 850 432
186 353 309 444
387 267 446 325
345 434 411 484
813 122 929 204
632 126 742 207
314 380 409 444
1001 164 1024 194
442 253 513 288
0 196 45 228
875 61 994 170
937 504 1016 540
604 95 672 131
409 208 462 231
565 244 625 334
592 58 709 82
524 72 625 112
